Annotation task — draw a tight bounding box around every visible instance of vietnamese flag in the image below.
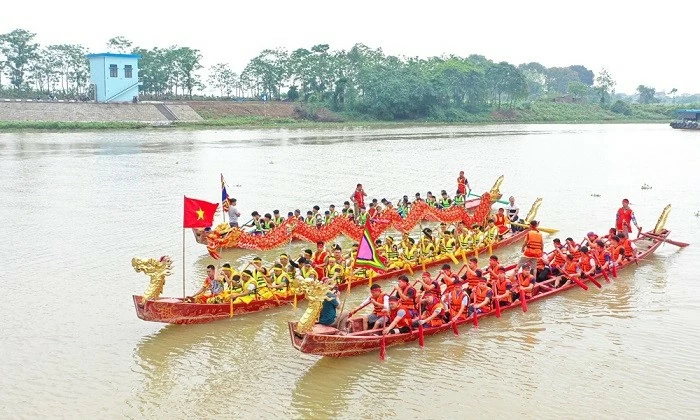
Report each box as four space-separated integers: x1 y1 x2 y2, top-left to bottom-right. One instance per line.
183 196 219 228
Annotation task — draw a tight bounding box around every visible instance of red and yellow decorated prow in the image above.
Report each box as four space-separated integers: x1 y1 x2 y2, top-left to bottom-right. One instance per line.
183 196 218 228
206 193 493 251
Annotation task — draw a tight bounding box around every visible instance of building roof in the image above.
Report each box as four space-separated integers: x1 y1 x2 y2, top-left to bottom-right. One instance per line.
675 109 700 113
86 53 141 59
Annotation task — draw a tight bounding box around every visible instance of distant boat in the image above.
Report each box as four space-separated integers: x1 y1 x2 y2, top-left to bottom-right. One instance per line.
670 109 700 129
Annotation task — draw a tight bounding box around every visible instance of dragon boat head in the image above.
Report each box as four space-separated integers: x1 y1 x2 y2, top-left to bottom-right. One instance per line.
132 256 173 302
292 276 334 334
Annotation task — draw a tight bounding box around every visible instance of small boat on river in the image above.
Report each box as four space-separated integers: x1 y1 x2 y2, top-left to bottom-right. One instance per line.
670 109 700 129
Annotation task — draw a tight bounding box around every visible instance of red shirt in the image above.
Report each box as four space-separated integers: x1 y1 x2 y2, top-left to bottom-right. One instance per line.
353 190 365 208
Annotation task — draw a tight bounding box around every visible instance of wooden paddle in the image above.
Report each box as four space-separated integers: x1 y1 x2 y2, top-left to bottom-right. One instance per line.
519 289 528 312
379 335 387 360
509 221 559 234
418 322 425 347
468 191 509 205
640 232 689 248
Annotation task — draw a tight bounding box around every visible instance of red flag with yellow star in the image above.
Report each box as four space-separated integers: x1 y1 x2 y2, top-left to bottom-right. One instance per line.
183 196 219 228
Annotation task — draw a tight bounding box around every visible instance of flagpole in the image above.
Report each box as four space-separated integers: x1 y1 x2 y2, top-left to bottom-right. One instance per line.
182 227 186 299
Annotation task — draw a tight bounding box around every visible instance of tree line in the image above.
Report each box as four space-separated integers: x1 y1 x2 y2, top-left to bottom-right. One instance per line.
1 28 696 119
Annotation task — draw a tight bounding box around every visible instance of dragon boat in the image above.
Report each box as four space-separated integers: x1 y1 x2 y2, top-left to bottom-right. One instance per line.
287 205 680 358
198 176 507 252
130 198 543 325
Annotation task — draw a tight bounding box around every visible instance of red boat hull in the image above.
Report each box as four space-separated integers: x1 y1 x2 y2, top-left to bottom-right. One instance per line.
133 229 527 324
132 294 301 325
288 230 670 357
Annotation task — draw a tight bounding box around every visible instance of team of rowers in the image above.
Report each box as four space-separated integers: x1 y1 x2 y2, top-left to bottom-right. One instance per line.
186 210 515 304
238 173 481 234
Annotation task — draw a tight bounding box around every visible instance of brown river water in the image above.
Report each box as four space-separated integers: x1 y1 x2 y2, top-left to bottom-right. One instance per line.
1 124 699 419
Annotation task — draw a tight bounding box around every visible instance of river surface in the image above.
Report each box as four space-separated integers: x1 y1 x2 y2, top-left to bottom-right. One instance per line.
1 124 699 419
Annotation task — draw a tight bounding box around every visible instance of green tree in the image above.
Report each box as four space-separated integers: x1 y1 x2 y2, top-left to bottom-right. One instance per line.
107 36 133 53
568 81 589 100
241 48 288 100
546 67 579 94
637 85 658 104
0 29 40 90
208 63 236 97
518 62 547 98
568 65 594 86
594 68 616 105
669 88 678 103
171 47 203 98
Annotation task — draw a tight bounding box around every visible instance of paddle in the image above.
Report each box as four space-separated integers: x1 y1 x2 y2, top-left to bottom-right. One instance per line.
451 319 459 336
519 289 528 312
509 221 559 234
472 308 479 328
494 294 501 318
418 323 425 347
568 275 589 291
640 232 689 248
379 335 387 360
588 275 602 289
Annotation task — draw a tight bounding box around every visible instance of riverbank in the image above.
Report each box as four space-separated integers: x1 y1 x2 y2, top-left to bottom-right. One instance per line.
0 101 677 131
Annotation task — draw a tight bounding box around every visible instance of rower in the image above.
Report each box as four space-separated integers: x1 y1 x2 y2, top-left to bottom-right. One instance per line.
243 211 264 235
367 202 378 220
453 191 466 207
230 270 258 304
446 278 469 322
461 257 481 295
357 206 369 225
485 255 500 279
312 205 321 221
439 263 457 295
521 220 544 275
565 237 581 261
494 208 509 235
277 253 297 278
270 263 292 296
188 264 224 303
304 211 315 226
416 271 441 306
294 209 303 222
439 190 452 209
484 219 499 245
616 198 641 238
492 267 512 308
578 246 596 279
312 241 329 279
425 191 437 208
272 210 284 226
511 262 535 303
417 293 445 328
547 238 567 276
469 274 493 316
261 213 275 234
420 228 436 262
584 231 599 247
443 230 457 257
251 257 273 299
383 297 414 335
394 275 419 320
328 204 338 220
555 253 578 288
332 245 346 268
348 284 390 331
506 196 520 232
609 235 626 267
324 210 332 225
592 240 613 273
619 234 638 262
220 263 239 290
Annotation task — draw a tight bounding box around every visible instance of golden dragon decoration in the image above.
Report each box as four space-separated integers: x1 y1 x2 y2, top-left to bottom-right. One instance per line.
292 276 334 334
131 256 173 301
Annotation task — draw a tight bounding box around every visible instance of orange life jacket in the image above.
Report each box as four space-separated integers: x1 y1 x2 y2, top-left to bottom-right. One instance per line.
616 207 634 232
568 244 581 261
442 272 456 294
494 213 507 231
579 253 594 273
550 247 566 268
398 286 417 312
465 268 480 289
524 230 543 258
620 238 634 259
593 248 608 267
493 278 512 303
536 257 545 271
390 307 413 331
563 260 578 276
371 293 387 316
473 284 492 312
518 273 534 298
448 288 466 319
424 300 445 327
611 245 624 261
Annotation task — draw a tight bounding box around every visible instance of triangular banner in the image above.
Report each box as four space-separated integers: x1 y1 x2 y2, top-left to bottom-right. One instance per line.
353 219 385 270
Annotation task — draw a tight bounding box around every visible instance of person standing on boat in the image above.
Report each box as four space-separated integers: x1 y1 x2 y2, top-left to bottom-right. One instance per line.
457 171 470 196
312 242 329 279
521 220 544 276
351 184 367 216
616 199 641 238
227 198 241 228
506 196 520 232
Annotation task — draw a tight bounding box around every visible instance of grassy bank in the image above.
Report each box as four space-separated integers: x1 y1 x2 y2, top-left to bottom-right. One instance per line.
0 102 676 132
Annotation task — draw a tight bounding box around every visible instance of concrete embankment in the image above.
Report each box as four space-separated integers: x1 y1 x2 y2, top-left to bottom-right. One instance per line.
0 101 203 123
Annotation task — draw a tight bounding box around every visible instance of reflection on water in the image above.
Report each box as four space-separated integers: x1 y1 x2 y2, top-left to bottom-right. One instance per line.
1 123 699 418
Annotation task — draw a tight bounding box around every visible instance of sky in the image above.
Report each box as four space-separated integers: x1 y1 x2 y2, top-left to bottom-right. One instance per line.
1 0 697 94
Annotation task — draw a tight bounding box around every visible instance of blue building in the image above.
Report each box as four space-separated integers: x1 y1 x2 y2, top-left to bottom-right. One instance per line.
87 53 141 103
